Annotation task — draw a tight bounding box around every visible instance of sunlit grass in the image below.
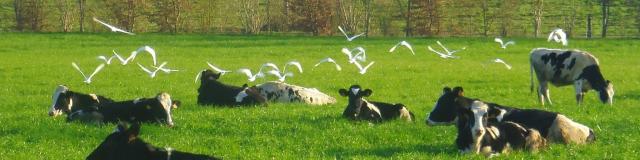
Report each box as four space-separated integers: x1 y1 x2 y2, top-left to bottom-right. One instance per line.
0 33 638 159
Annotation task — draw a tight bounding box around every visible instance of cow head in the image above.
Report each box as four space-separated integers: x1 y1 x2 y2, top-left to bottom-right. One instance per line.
467 101 490 143
235 84 267 105
339 85 373 120
87 122 147 160
49 85 71 116
426 86 464 125
200 69 221 83
598 80 614 105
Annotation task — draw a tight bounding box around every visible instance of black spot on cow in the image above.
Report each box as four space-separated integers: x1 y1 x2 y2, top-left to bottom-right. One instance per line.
567 58 577 69
579 65 608 91
288 88 294 97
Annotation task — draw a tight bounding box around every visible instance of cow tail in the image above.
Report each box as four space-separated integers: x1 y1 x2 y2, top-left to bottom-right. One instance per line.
530 62 535 94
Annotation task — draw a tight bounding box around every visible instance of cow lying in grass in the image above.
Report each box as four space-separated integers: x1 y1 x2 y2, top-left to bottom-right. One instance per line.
457 100 546 157
198 69 336 106
427 87 595 144
197 70 267 106
87 123 220 160
338 85 414 123
49 85 179 126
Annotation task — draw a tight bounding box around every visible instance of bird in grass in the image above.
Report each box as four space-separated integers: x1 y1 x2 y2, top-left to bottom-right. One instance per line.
493 58 512 70
71 62 105 84
206 62 232 75
266 70 294 82
237 68 266 82
313 57 342 71
389 41 415 55
137 62 167 78
436 41 466 55
494 38 515 49
353 61 375 74
338 26 365 41
547 28 568 46
341 47 366 63
427 46 459 59
93 17 135 35
97 55 117 65
112 50 137 65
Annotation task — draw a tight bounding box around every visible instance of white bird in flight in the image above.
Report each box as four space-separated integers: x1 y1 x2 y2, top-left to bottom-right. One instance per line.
153 64 179 74
97 55 117 65
389 41 415 55
137 62 167 78
93 17 135 35
494 38 515 49
133 46 158 66
71 62 105 84
353 61 375 74
112 50 137 65
427 46 459 59
547 28 568 46
338 26 365 41
260 61 303 74
206 62 232 75
436 41 466 55
313 57 342 71
493 58 512 70
237 68 266 82
266 70 294 82
341 47 366 63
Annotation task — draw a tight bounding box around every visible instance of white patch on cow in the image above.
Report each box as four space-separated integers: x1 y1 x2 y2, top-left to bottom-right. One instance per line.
362 99 382 117
399 107 412 122
470 101 489 153
156 93 174 126
67 98 73 112
486 126 500 140
49 85 69 116
255 81 336 105
235 89 249 102
88 94 100 103
496 108 506 122
351 88 360 95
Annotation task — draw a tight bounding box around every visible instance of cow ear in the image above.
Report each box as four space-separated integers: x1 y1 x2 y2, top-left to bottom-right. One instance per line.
453 87 464 96
338 89 348 97
443 87 452 94
361 89 373 97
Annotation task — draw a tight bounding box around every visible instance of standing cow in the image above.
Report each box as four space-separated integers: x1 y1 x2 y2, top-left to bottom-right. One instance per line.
530 48 614 105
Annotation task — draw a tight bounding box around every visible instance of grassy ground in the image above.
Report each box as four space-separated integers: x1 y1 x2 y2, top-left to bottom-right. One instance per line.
0 33 638 159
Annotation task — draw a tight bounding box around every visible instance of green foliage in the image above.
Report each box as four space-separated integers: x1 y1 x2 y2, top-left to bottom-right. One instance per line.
0 33 639 159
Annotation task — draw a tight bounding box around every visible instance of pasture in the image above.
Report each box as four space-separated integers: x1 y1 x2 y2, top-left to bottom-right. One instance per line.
0 33 639 159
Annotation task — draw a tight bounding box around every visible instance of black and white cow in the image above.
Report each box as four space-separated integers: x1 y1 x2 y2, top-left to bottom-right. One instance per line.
456 100 547 157
87 123 220 160
48 85 114 117
338 85 414 123
254 81 336 105
427 87 595 144
65 92 179 127
530 48 614 105
197 70 267 106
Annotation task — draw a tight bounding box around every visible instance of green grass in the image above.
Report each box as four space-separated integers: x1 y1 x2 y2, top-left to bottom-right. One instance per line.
0 33 639 159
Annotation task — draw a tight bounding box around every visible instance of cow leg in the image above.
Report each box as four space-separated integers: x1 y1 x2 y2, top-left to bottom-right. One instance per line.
574 81 584 105
538 81 551 106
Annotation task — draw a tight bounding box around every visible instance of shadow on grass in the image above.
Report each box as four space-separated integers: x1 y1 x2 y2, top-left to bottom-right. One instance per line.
327 143 456 158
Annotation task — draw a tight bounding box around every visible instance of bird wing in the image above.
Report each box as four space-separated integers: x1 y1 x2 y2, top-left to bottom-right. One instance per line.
237 68 255 78
194 71 203 83
206 62 230 73
93 17 134 35
494 38 504 46
436 41 451 54
428 46 446 56
285 61 303 73
348 33 365 41
401 41 416 55
505 41 515 46
338 26 349 39
314 58 331 67
266 70 283 78
138 46 157 66
260 63 280 72
362 61 375 70
87 63 106 79
137 63 153 74
71 62 87 79
341 47 353 60
389 42 400 52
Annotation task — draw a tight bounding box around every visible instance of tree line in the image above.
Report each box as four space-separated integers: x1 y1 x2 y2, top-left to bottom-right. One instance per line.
1 0 638 38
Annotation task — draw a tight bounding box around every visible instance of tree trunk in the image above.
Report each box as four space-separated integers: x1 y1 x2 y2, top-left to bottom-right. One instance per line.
364 0 371 37
587 14 592 39
532 0 543 38
482 0 488 37
406 0 412 37
78 0 85 32
601 0 609 38
14 0 23 31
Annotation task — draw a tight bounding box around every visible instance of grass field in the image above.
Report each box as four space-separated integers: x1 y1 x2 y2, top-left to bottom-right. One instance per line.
0 33 639 159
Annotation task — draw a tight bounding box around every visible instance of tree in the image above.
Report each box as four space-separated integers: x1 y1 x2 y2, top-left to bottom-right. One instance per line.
78 0 85 32
601 0 610 37
237 0 263 34
290 0 334 35
532 0 544 37
55 0 75 32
